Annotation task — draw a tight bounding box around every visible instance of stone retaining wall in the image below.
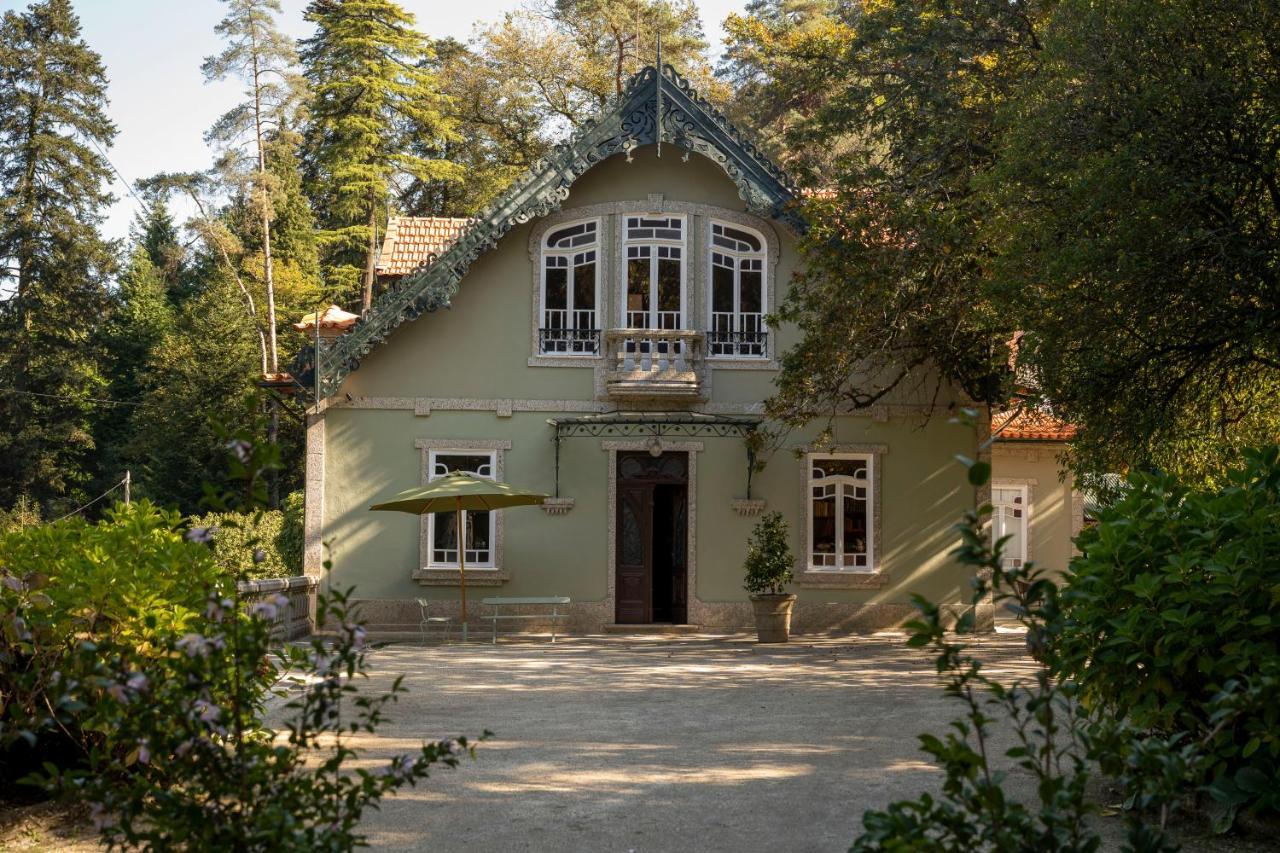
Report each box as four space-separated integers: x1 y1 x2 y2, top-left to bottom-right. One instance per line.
237 576 317 642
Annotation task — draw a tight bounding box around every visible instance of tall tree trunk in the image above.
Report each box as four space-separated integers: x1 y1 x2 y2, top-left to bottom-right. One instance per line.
252 36 279 376
251 26 281 508
362 201 378 314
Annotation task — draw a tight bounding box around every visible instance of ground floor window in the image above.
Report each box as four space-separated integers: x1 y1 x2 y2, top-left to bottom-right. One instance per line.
991 483 1029 569
427 450 497 568
808 453 873 572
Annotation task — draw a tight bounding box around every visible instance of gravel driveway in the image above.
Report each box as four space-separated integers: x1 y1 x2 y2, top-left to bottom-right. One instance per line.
314 632 1036 852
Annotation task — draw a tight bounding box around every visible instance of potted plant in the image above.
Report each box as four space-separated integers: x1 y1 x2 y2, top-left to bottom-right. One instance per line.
743 511 796 643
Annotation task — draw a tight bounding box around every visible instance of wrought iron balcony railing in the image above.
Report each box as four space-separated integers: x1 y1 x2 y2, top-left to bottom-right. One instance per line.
707 329 768 358
708 312 768 358
538 327 601 355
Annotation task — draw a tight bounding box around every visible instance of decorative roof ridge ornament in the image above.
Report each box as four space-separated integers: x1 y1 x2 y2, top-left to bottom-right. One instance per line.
655 20 662 159
292 64 803 402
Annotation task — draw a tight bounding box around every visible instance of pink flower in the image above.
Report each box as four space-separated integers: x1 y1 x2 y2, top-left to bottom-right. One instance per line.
137 740 150 765
88 801 114 831
249 601 278 620
226 439 252 463
194 699 221 724
177 633 210 657
186 527 217 545
126 672 148 692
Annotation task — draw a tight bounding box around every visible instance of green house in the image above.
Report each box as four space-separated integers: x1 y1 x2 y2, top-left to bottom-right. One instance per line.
293 66 1081 634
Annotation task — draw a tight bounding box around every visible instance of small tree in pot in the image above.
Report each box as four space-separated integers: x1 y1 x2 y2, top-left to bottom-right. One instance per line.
743 512 796 642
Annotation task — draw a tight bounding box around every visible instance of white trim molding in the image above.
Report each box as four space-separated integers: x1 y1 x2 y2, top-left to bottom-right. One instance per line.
991 478 1036 568
411 439 513 587
525 200 782 370
795 442 888 589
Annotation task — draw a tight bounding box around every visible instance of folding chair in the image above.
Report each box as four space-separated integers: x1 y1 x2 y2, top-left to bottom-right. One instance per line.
417 598 453 645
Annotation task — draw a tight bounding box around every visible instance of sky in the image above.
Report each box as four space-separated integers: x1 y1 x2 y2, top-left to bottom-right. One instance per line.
0 0 747 243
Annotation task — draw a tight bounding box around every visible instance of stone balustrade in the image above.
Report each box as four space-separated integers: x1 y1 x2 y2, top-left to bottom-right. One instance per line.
603 328 705 399
237 575 318 642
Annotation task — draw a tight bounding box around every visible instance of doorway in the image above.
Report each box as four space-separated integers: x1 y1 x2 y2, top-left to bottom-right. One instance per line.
615 451 688 624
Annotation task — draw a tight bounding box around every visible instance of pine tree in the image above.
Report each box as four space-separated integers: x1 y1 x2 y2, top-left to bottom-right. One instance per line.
473 0 717 133
300 0 460 313
135 191 190 304
0 0 117 512
400 38 548 217
92 244 176 498
204 0 306 376
122 276 262 513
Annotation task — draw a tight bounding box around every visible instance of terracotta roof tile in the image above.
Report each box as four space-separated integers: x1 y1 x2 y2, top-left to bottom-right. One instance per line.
375 216 474 277
993 406 1078 442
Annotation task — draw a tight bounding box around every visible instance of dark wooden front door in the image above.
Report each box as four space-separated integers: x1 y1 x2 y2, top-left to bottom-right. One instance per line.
616 452 688 624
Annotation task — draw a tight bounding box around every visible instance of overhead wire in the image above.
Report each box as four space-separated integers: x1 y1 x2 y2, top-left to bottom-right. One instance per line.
0 386 142 407
87 134 150 217
49 479 126 523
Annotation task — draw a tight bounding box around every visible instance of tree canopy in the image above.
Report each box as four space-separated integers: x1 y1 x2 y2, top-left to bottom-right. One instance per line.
0 0 116 513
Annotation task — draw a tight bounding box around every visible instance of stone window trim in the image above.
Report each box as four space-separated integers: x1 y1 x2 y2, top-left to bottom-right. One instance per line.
991 477 1037 566
411 439 512 587
603 439 703 624
796 443 888 589
706 219 769 363
537 217 603 358
526 200 781 369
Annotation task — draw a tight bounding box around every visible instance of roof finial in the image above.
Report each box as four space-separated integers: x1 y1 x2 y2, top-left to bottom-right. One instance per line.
655 6 663 158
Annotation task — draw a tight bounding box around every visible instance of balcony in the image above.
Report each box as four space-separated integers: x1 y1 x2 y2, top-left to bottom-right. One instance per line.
708 312 768 359
603 329 705 400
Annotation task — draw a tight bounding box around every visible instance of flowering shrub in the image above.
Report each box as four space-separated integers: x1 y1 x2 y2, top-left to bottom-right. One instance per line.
0 502 226 788
62 585 477 850
28 416 483 848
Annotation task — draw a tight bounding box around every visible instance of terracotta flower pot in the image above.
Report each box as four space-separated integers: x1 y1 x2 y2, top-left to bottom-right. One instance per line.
749 593 797 643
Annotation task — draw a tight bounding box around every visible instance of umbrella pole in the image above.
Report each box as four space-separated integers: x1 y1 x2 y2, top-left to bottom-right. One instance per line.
457 498 467 642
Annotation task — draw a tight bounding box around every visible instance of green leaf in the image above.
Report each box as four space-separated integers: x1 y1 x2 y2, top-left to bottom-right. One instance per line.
967 462 991 486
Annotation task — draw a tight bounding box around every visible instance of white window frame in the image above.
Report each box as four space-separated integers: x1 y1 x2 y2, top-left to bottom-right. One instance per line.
538 218 601 356
806 452 875 573
620 213 687 330
991 482 1030 570
707 220 768 359
426 449 498 569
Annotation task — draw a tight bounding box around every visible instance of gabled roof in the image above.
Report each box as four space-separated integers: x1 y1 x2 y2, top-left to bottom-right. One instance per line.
296 64 802 400
376 216 474 278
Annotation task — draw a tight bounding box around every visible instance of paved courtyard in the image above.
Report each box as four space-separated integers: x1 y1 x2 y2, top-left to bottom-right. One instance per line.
311 632 1037 852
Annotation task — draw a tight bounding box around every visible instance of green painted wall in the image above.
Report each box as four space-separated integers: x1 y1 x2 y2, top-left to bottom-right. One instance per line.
337 147 801 404
318 144 981 618
992 447 1076 578
322 408 978 608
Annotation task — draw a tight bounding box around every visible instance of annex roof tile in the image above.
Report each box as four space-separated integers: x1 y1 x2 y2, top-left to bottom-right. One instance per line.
375 216 474 277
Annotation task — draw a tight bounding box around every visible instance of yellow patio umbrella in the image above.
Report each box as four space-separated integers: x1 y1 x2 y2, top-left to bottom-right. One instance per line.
370 472 548 641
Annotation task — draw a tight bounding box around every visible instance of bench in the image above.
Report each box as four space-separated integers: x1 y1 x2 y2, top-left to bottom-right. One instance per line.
480 596 571 644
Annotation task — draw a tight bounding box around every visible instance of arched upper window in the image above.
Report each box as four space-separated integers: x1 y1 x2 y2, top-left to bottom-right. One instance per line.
540 219 600 355
709 221 767 358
